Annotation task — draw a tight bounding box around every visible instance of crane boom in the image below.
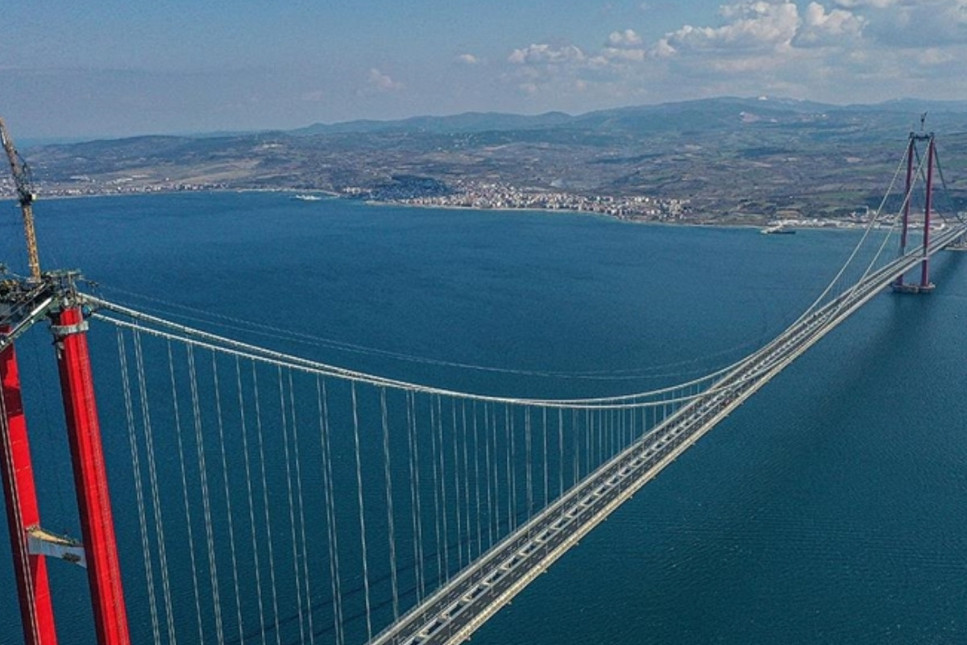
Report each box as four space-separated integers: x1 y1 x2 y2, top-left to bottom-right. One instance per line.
0 117 41 280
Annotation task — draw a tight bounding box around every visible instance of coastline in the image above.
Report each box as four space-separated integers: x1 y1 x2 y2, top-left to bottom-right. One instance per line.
354 197 883 232
18 187 883 232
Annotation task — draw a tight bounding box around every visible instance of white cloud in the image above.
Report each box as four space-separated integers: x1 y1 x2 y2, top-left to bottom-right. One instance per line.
796 2 865 46
456 53 481 65
652 38 676 58
368 68 403 92
607 29 643 48
508 43 586 65
657 1 801 55
601 47 647 62
499 0 967 108
833 0 896 8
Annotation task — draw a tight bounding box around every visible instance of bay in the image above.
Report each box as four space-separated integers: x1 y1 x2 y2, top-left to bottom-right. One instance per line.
0 192 964 644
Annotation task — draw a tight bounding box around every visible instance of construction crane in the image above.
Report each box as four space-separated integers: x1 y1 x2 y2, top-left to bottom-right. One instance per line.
0 117 41 280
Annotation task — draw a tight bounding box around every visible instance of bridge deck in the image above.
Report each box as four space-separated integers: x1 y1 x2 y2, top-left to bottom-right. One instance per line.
371 224 967 645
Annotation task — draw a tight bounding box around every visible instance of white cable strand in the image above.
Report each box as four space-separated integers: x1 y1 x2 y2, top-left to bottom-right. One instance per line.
317 377 345 645
437 396 450 580
89 307 851 412
571 410 579 488
186 345 224 645
471 402 482 559
598 408 605 463
287 370 316 645
350 382 374 641
525 407 533 518
379 387 400 620
602 408 609 463
132 330 177 645
405 390 425 603
84 297 758 407
235 356 269 645
828 149 923 314
484 402 495 550
210 353 244 645
117 331 160 645
557 408 564 498
87 283 763 382
504 405 514 532
166 341 206 645
428 395 443 586
276 367 306 645
542 407 548 509
608 409 615 459
450 400 462 570
251 363 282 645
460 401 471 565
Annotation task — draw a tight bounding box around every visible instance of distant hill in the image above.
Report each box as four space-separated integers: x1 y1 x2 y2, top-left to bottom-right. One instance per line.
16 97 967 224
290 111 575 136
287 97 967 140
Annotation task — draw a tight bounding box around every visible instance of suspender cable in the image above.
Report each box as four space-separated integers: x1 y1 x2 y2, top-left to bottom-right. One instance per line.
450 400 462 570
317 378 345 645
460 401 471 564
380 387 400 620
571 410 579 490
276 367 305 645
167 341 206 645
350 382 374 641
428 394 443 586
235 357 269 645
484 402 495 550
557 408 564 497
132 331 177 645
287 370 315 644
210 353 244 645
472 402 482 560
542 407 548 509
504 405 513 532
117 331 160 645
436 396 450 581
525 407 533 518
186 345 224 645
405 391 425 603
251 363 282 645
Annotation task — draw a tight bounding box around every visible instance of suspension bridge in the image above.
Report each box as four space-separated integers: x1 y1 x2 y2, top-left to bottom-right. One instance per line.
1 132 965 645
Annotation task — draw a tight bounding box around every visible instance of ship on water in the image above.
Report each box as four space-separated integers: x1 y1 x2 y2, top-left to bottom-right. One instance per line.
760 223 796 235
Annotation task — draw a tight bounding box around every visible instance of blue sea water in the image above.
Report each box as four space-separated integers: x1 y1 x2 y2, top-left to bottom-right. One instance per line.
1 192 965 644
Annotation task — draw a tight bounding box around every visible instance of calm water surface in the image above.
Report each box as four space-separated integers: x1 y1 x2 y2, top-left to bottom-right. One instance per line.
0 192 964 644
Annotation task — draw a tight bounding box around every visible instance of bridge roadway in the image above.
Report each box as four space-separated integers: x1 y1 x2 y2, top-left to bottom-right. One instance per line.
371 224 967 645
376 224 967 645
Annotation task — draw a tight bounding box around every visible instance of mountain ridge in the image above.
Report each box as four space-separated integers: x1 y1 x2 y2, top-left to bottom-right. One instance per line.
11 96 967 225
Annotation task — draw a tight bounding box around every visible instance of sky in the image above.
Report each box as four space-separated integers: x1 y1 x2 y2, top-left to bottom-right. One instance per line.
2 0 966 139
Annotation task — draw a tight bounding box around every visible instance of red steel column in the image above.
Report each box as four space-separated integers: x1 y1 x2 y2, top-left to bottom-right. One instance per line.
0 328 58 645
52 306 130 645
894 137 915 288
920 136 936 289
